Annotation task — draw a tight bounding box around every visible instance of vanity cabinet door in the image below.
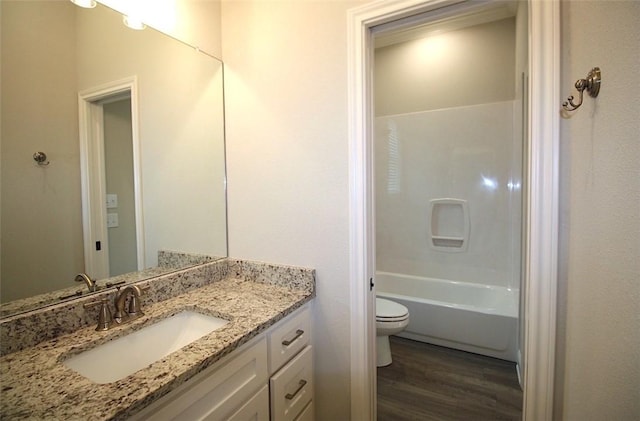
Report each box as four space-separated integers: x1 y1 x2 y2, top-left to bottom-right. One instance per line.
269 345 313 421
130 337 268 421
227 385 269 421
268 306 311 374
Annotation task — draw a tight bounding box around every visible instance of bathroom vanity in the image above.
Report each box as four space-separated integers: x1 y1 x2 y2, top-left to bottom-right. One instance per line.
130 305 313 420
0 259 315 420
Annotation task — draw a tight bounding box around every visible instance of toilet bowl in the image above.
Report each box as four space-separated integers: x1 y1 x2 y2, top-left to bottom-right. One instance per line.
376 297 409 367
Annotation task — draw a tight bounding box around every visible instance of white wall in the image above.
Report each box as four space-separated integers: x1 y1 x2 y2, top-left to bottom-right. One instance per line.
556 1 640 419
374 17 516 116
221 1 367 418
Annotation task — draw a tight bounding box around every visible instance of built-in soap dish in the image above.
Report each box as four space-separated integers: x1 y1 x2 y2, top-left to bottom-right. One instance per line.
428 198 469 252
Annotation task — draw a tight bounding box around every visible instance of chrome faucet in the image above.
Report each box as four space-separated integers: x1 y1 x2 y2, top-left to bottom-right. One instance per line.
114 285 145 324
75 273 97 292
84 284 148 330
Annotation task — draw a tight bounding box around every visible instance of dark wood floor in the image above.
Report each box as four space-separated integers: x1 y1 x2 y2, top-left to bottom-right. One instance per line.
377 336 523 421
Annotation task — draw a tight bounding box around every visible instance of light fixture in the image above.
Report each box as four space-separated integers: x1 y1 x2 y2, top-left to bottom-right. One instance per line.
70 0 97 8
123 15 146 30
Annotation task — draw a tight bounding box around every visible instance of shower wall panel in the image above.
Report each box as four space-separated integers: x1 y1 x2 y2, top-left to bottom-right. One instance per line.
375 101 521 289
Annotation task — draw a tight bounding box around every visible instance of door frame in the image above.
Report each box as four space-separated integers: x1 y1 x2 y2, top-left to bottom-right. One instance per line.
347 0 560 419
78 76 145 278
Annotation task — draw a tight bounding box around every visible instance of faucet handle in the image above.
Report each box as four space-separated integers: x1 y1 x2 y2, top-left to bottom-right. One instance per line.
127 285 150 318
128 293 144 318
84 298 113 331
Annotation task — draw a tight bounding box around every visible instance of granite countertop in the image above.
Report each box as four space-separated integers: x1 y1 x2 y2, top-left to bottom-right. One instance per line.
0 276 313 420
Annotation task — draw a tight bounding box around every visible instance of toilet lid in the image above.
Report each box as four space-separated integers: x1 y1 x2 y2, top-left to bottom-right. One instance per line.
376 298 408 320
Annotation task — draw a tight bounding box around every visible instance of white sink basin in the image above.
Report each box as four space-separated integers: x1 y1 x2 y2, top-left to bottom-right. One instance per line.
64 310 228 384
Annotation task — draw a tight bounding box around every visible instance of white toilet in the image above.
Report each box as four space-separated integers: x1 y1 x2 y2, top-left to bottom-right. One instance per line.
376 297 410 367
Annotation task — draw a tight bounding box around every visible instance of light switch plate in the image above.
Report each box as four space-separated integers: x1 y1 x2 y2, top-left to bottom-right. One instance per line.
107 213 119 228
106 194 118 209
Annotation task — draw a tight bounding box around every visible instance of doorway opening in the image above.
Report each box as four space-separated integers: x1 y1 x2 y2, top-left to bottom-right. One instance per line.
373 5 525 417
347 1 560 419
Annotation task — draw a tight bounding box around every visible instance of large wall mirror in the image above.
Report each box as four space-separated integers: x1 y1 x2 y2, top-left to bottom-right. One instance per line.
0 1 227 316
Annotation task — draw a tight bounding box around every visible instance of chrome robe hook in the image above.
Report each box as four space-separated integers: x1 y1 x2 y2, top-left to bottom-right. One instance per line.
563 67 601 111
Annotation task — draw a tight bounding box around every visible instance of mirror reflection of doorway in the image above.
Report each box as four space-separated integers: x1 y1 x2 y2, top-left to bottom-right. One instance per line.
103 97 138 277
79 78 144 281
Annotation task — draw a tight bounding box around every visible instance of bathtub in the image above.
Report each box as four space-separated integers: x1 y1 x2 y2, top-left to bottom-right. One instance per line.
376 271 518 362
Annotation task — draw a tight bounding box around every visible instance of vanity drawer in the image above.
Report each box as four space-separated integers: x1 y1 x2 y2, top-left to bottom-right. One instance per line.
130 337 268 421
268 306 311 374
270 345 313 421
